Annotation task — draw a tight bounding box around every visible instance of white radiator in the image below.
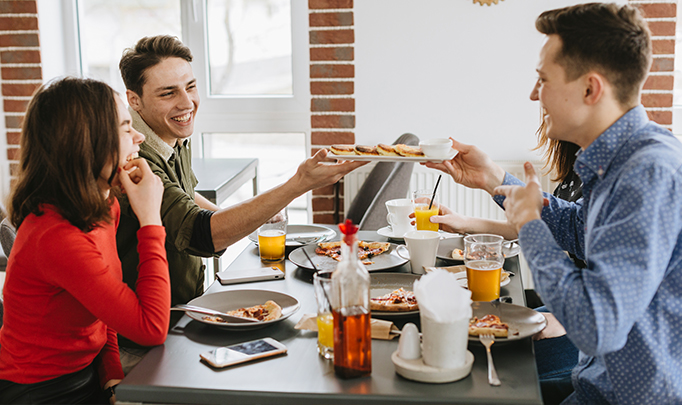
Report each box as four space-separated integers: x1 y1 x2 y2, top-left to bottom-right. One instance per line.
344 160 556 221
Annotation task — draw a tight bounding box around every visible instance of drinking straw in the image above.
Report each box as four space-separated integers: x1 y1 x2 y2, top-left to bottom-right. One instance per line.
428 175 442 210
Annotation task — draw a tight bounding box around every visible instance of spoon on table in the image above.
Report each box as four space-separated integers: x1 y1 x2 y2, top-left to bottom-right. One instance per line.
171 304 260 323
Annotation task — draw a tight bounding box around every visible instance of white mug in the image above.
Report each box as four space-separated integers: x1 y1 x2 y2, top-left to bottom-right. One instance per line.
397 230 440 274
385 198 414 237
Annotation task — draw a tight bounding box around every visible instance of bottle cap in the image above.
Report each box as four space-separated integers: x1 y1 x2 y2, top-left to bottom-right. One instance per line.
339 219 358 245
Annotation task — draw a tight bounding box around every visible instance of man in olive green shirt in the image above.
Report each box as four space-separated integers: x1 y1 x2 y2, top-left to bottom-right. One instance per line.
116 36 365 372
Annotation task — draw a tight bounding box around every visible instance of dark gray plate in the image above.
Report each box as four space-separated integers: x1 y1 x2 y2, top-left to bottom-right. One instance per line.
289 242 408 272
185 290 300 331
469 301 546 342
370 273 421 318
436 235 465 262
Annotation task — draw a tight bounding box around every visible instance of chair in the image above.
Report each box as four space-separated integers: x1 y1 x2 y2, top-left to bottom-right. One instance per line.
345 133 419 230
1 217 16 258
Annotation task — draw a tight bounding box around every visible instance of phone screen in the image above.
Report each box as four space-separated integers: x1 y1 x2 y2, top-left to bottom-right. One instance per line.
228 339 278 355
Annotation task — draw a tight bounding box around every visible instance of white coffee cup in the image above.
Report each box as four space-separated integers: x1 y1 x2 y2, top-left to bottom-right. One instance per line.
420 313 469 369
397 230 440 274
385 198 414 237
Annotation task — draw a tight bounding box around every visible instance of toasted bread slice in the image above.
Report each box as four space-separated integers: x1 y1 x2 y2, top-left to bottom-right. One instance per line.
355 145 380 156
330 144 357 155
395 144 425 157
377 144 400 156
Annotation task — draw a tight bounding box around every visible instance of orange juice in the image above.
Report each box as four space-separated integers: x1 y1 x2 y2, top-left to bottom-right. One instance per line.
258 229 286 262
414 204 439 232
466 260 502 301
317 313 334 359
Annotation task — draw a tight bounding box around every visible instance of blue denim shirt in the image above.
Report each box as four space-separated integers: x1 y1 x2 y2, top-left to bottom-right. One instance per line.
496 106 682 404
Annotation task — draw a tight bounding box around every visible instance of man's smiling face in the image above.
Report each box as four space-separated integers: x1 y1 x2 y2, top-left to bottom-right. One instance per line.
128 57 199 146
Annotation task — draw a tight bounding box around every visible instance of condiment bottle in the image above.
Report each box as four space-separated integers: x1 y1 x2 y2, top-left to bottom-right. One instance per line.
331 219 372 378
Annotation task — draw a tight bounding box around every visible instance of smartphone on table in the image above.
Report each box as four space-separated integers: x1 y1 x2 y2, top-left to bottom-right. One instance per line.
200 337 287 368
215 267 284 285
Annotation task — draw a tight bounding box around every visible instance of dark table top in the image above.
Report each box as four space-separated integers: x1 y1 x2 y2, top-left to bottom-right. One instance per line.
116 230 542 405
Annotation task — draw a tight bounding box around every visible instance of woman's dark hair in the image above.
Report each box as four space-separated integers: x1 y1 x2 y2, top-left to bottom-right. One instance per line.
9 77 120 232
533 117 580 183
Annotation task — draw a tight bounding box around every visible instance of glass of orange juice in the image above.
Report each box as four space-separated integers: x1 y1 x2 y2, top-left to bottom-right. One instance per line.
413 189 440 232
258 208 287 262
463 234 504 301
313 271 334 359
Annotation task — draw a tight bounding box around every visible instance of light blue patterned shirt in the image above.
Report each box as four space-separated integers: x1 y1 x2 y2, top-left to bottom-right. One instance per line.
496 106 682 404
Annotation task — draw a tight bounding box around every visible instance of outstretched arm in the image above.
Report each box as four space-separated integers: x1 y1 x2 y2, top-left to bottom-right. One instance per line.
209 149 367 250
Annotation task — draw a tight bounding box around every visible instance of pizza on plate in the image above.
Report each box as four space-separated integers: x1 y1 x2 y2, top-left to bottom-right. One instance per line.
468 314 509 338
202 300 282 323
370 288 418 312
315 241 391 264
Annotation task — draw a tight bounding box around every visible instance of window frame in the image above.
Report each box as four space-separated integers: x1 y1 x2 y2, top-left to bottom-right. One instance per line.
180 0 311 156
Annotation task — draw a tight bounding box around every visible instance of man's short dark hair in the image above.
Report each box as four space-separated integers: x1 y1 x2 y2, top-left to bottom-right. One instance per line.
536 2 651 107
119 35 193 96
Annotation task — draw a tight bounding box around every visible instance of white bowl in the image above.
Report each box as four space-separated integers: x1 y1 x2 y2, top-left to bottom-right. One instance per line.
419 138 452 159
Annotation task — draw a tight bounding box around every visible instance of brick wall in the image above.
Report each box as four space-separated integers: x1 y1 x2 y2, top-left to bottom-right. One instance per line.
309 0 355 224
1 0 41 193
632 0 676 128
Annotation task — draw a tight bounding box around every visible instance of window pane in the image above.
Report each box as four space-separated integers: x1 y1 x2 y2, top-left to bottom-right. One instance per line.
206 0 292 96
203 133 307 222
78 0 181 94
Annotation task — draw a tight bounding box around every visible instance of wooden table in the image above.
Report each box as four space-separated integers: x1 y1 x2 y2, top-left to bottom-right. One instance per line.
116 231 543 405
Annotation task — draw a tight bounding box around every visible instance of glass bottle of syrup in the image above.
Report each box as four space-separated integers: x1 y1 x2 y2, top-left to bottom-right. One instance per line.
331 219 372 378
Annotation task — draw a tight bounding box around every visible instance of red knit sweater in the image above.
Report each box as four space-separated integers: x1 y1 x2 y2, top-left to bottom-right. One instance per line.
0 199 170 387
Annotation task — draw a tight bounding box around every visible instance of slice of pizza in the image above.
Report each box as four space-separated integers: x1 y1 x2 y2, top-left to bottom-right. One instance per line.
316 241 390 263
468 314 509 338
225 300 282 322
370 288 419 312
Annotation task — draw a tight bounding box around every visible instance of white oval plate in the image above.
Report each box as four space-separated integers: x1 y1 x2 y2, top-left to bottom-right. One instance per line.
185 290 300 331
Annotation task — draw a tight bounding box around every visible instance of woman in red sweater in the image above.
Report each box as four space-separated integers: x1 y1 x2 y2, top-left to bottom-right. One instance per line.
0 77 170 404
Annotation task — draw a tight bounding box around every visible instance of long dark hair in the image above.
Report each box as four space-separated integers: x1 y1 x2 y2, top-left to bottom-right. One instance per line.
9 77 120 232
533 116 580 183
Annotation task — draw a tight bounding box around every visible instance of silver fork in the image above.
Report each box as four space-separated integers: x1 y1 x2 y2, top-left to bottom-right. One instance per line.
479 334 501 386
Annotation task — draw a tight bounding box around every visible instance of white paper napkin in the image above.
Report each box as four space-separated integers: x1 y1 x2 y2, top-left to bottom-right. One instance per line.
414 269 472 322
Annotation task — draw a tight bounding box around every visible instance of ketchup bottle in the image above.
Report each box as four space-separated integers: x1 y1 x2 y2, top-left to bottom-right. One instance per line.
331 219 372 378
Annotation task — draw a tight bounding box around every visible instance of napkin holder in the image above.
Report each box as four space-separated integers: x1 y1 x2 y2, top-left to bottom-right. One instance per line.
391 350 474 384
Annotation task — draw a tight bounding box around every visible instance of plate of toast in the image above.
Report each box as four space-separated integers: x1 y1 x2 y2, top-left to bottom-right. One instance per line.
329 143 457 162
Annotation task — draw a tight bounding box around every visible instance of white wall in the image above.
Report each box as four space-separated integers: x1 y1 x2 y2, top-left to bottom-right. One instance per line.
354 0 624 162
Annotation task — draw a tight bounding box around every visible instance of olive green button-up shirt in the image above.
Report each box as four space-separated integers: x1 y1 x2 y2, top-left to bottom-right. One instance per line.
117 110 220 339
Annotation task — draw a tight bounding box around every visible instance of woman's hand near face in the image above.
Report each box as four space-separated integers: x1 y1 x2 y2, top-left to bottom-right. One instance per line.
118 159 163 227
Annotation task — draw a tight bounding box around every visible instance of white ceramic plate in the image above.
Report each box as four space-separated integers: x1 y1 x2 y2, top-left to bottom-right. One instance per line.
469 301 547 343
377 226 406 240
289 242 408 273
329 149 458 162
248 224 336 247
185 290 300 331
370 273 421 318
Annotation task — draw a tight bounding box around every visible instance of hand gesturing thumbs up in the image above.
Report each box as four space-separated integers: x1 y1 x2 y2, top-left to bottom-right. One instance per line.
492 162 547 234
